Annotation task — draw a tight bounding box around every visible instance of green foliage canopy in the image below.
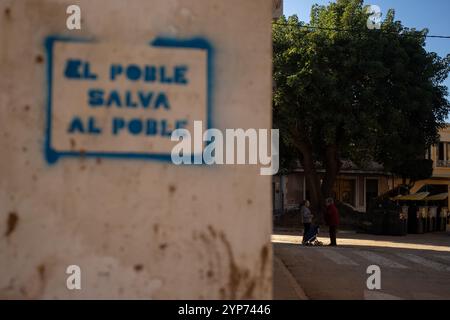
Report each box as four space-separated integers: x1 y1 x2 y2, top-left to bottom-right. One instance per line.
273 0 450 183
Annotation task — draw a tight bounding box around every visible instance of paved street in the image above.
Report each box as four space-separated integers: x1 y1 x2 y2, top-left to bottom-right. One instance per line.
273 231 450 300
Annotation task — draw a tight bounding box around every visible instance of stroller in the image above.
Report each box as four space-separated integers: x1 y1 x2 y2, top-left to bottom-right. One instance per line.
302 225 323 246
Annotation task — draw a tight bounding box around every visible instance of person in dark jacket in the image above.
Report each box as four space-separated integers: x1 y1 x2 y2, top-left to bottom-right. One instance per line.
325 198 340 246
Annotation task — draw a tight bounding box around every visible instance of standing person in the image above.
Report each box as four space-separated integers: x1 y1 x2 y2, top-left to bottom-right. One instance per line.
301 200 313 245
325 198 340 246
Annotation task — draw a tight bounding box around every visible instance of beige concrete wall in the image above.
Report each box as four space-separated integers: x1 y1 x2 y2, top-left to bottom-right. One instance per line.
432 167 450 179
0 0 272 299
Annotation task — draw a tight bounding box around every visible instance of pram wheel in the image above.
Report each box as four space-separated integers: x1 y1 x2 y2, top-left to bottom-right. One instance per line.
303 225 321 246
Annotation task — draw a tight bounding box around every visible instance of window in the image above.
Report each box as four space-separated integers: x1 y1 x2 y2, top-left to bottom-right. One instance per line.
446 143 450 162
438 142 445 161
334 178 356 207
436 142 450 167
366 179 379 212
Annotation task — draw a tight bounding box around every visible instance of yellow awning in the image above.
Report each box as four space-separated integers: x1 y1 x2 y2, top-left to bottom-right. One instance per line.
394 192 430 201
424 193 449 201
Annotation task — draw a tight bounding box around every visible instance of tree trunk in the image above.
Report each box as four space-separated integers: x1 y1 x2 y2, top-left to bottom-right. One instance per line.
297 143 342 225
321 144 341 199
296 142 323 223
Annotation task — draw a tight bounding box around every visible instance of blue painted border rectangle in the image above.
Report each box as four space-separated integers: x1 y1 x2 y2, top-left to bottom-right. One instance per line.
44 35 213 165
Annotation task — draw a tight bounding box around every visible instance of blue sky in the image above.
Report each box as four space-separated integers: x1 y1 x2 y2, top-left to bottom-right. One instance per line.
283 0 450 98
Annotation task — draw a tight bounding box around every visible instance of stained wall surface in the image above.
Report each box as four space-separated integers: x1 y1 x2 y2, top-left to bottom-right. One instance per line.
0 0 273 299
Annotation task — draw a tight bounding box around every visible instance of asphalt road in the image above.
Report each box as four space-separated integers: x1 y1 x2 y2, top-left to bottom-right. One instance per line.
273 231 450 300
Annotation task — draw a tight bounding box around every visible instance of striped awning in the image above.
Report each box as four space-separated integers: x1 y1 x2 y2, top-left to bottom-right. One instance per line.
393 192 430 201
424 193 449 201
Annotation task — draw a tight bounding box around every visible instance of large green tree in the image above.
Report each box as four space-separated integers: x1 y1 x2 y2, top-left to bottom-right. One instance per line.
273 0 450 220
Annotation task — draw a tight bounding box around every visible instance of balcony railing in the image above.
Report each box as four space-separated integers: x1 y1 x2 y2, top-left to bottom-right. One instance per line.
436 160 450 168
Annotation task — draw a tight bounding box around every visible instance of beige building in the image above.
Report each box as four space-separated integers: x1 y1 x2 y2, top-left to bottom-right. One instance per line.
409 125 450 208
417 126 450 180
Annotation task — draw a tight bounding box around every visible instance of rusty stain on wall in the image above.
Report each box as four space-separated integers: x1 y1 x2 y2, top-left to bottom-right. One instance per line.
193 225 271 300
35 55 44 64
5 212 19 237
4 7 11 19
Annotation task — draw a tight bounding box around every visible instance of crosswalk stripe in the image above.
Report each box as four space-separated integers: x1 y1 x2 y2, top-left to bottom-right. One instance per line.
291 248 314 264
354 251 408 269
397 253 450 272
313 248 359 266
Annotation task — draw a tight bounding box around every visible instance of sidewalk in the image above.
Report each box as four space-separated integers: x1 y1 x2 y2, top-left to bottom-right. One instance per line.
273 255 308 300
273 231 450 300
274 227 358 234
273 230 450 251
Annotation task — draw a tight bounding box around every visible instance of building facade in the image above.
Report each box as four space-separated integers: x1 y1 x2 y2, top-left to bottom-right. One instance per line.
274 126 450 214
411 126 450 209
